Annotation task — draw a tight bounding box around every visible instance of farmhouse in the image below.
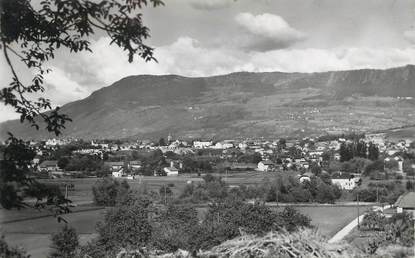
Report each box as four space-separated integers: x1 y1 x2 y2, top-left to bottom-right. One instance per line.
104 161 124 172
193 140 213 149
112 168 125 178
257 160 274 172
163 166 179 176
38 160 60 172
129 160 142 171
331 173 360 190
395 192 415 217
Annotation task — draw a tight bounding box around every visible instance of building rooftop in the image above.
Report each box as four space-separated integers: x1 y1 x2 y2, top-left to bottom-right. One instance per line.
395 192 415 209
104 161 124 166
39 160 58 167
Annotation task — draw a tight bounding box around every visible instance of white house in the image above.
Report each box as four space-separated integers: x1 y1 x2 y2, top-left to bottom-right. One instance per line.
213 141 234 149
129 160 142 171
193 140 213 149
331 173 360 190
163 166 179 176
105 161 124 172
38 160 60 172
257 160 274 172
112 168 125 178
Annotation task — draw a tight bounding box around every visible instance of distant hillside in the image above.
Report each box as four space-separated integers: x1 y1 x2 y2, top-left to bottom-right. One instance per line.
1 65 415 140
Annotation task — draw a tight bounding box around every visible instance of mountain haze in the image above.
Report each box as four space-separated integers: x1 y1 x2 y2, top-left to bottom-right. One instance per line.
1 65 415 140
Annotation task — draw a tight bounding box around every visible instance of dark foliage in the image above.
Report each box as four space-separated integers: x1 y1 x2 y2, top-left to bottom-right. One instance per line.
354 181 405 204
151 204 199 252
92 177 130 206
82 195 153 257
360 211 386 231
0 235 29 258
49 225 79 258
1 0 162 133
0 0 162 210
360 211 414 251
0 135 71 212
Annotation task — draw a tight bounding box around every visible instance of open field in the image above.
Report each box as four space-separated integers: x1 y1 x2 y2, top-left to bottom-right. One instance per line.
1 207 105 258
2 204 368 258
2 173 371 257
38 172 276 204
291 206 370 237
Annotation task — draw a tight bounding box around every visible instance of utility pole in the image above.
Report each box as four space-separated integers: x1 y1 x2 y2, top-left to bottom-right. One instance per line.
276 188 279 207
376 182 379 204
357 191 360 229
164 184 167 205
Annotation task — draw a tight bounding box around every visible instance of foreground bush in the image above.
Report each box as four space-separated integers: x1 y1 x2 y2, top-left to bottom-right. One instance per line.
110 230 362 258
82 195 153 257
49 225 79 258
0 236 29 258
190 198 311 251
200 230 362 258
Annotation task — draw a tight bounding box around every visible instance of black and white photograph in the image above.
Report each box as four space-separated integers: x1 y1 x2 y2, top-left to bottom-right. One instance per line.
1 0 415 257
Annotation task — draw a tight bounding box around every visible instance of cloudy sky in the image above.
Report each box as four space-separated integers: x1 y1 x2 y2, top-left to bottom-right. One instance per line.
1 0 415 122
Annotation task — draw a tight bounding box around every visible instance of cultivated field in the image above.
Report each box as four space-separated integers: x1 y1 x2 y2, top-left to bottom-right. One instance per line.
2 173 371 258
38 171 278 204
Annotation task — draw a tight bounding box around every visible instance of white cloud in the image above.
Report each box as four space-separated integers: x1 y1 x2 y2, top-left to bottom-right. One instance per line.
53 36 415 88
404 30 415 44
189 0 233 10
0 105 19 123
235 12 306 51
42 67 90 106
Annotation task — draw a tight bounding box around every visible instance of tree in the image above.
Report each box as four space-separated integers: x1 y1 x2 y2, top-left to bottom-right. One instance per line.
0 137 36 209
57 157 69 170
151 204 200 252
1 0 163 209
158 137 167 146
279 207 311 232
360 211 386 231
92 177 130 206
1 0 163 134
310 162 322 176
403 159 415 177
339 142 353 162
367 143 379 161
278 138 286 149
49 225 79 258
86 196 153 257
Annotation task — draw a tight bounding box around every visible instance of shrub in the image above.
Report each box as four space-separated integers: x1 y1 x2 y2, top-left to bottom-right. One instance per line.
92 177 130 206
0 235 29 258
384 212 414 247
84 196 153 257
49 225 79 258
360 211 386 231
193 197 311 251
151 204 200 252
279 207 311 232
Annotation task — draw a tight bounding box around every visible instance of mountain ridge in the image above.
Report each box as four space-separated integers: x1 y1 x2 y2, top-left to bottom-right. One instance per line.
1 65 415 141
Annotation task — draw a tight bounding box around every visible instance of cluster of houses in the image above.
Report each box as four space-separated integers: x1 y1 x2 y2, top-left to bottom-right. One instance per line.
28 132 415 190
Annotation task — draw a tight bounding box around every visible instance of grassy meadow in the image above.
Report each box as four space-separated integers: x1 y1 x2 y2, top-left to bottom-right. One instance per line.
2 172 371 258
